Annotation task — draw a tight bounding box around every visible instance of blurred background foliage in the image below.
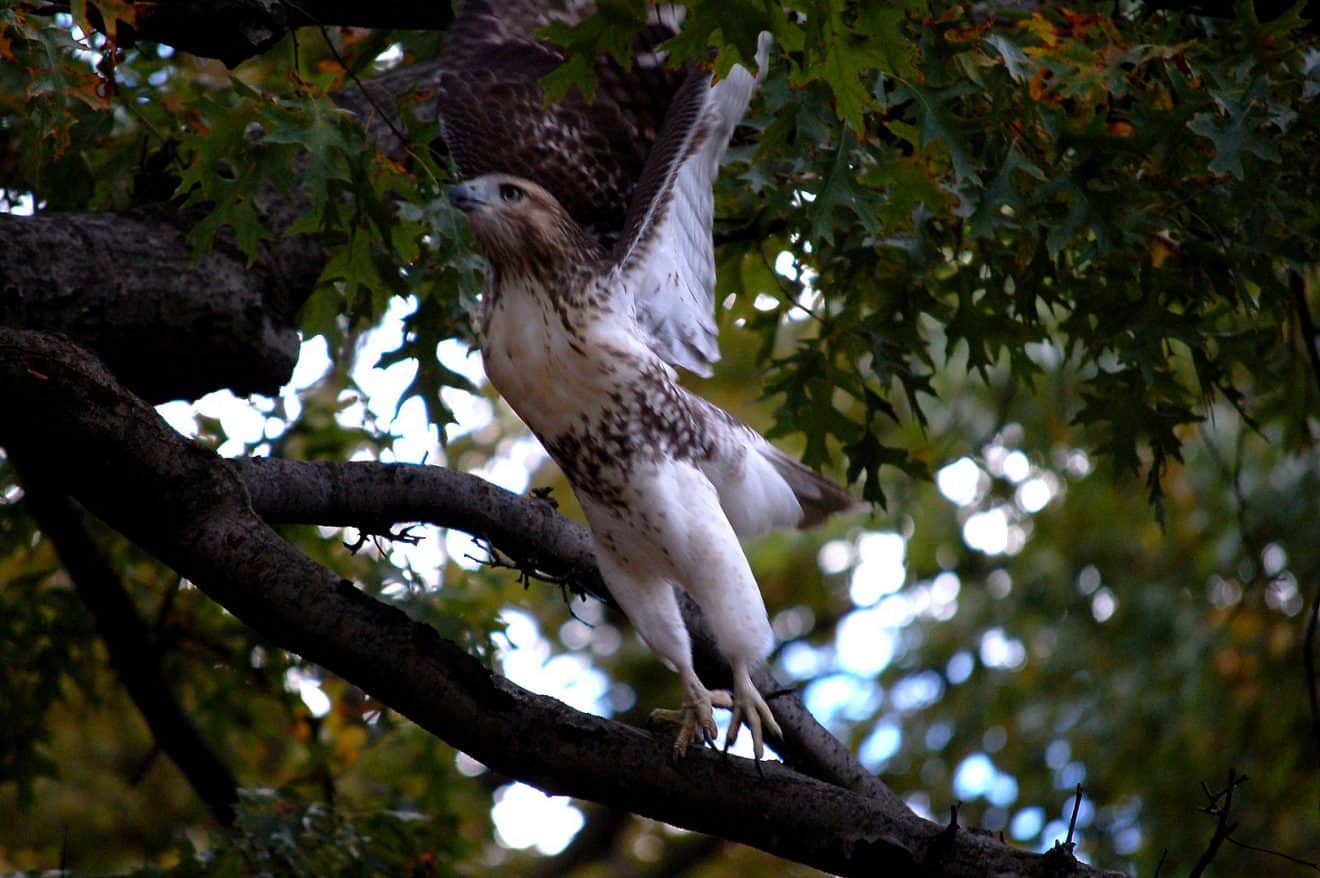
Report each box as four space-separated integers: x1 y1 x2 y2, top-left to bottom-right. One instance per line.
0 0 1317 875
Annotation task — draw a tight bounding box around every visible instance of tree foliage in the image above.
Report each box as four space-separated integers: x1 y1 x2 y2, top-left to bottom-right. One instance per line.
0 1 1317 876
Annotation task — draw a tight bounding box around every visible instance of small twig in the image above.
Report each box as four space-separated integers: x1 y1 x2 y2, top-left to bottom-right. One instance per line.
1037 785 1086 869
1308 561 1320 763
763 683 805 700
530 485 559 509
1065 783 1083 846
1290 270 1320 399
1287 270 1320 762
465 534 600 609
1188 768 1244 878
342 523 422 554
280 0 412 151
1225 835 1320 872
1152 847 1167 878
127 744 161 786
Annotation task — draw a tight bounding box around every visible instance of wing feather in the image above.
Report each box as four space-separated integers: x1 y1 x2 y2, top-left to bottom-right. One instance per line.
609 37 769 376
437 0 683 246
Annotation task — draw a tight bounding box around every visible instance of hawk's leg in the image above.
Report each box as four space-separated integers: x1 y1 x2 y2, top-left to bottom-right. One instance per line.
588 542 719 758
649 669 732 756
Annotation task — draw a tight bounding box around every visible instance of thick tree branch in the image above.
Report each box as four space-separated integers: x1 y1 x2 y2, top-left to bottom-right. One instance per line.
9 462 239 825
0 52 449 403
0 328 1123 878
43 0 457 67
55 0 1320 68
0 207 315 403
229 456 906 811
234 456 606 601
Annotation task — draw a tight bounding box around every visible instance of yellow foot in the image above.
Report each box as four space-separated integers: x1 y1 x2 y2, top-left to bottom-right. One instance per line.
650 689 733 758
726 666 784 761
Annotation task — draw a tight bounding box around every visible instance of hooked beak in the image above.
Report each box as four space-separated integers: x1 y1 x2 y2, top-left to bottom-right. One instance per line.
451 180 488 213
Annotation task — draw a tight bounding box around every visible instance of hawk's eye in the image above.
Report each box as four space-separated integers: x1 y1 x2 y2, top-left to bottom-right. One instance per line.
499 184 525 203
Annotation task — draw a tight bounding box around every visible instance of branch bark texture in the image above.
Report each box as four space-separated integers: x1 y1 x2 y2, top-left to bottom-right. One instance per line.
0 208 315 403
122 1 455 67
0 328 1124 878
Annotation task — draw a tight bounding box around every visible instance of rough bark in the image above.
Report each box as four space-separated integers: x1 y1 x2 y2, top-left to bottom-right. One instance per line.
0 207 316 403
118 1 455 67
0 46 451 403
0 327 1125 878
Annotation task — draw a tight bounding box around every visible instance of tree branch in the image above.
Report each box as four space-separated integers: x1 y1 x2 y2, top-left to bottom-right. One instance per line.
0 207 314 403
1288 271 1320 764
0 328 1124 878
34 0 457 67
0 54 448 403
9 461 239 825
229 456 907 811
1188 769 1243 878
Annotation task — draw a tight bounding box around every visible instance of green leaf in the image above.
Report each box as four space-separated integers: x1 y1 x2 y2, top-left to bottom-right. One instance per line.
984 33 1032 83
1187 81 1282 180
891 82 982 184
817 6 873 133
808 127 880 245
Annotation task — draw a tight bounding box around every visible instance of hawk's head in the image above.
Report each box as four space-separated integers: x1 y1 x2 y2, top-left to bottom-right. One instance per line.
451 174 601 279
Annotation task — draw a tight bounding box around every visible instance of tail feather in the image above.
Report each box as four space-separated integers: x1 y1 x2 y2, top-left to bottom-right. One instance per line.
703 433 862 539
755 443 863 529
691 394 863 538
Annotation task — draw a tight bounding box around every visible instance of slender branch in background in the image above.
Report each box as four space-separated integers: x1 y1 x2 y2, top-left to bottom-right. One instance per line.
1291 270 1320 763
1291 270 1320 398
1225 836 1320 872
1188 769 1243 878
10 461 239 826
1308 556 1320 765
282 0 414 151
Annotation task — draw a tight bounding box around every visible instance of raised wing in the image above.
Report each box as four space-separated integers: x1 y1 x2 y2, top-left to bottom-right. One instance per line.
436 0 685 247
609 36 769 376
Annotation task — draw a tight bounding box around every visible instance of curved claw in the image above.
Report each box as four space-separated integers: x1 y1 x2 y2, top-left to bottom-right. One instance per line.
650 685 727 758
725 664 784 762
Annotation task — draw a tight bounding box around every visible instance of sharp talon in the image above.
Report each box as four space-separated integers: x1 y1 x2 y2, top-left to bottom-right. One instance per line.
755 757 765 778
654 679 724 760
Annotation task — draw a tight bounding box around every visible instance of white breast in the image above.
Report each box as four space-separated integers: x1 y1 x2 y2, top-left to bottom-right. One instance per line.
480 281 645 439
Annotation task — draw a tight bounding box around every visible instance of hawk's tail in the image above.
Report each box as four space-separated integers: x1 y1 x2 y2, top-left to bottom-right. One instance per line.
755 443 865 529
706 429 864 540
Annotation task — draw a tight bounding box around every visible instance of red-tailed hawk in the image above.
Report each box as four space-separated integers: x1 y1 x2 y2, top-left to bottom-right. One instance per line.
440 0 858 759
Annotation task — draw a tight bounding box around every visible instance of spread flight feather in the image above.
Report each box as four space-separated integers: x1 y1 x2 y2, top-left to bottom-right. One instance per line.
441 0 860 759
